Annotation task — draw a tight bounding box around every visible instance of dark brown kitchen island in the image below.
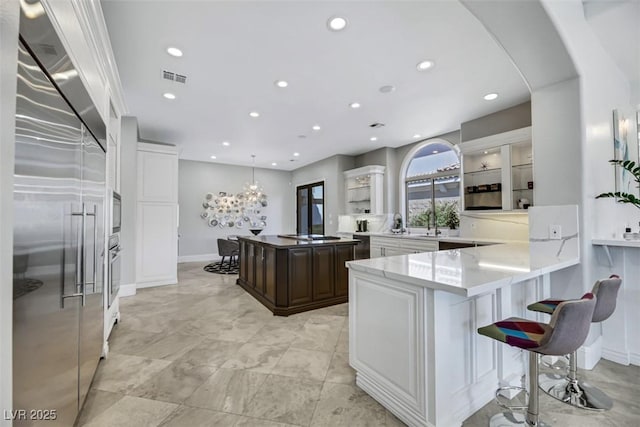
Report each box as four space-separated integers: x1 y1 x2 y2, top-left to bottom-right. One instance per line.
237 235 358 316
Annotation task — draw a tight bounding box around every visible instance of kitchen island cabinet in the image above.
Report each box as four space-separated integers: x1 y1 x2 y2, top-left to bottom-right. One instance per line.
237 235 357 316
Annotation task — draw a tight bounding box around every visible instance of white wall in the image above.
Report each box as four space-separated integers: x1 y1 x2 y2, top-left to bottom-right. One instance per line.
0 0 20 421
291 155 355 236
119 117 138 288
178 159 294 261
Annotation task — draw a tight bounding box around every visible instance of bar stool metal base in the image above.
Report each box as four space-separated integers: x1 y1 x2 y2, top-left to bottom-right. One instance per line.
490 412 551 427
539 373 614 411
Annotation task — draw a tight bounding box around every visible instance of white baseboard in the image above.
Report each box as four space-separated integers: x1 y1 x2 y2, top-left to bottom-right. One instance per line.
119 283 136 297
630 353 640 366
578 336 602 370
178 253 217 263
602 348 631 366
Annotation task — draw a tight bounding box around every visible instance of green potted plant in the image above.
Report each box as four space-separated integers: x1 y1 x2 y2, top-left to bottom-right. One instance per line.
443 202 460 236
596 160 640 209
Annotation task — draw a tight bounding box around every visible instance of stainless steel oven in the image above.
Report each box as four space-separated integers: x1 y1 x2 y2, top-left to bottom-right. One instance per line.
107 234 121 308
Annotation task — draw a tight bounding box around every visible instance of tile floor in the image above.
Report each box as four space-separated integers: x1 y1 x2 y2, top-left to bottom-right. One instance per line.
78 262 640 426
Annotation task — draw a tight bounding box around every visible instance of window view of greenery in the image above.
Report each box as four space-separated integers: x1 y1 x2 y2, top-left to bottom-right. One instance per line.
405 142 460 229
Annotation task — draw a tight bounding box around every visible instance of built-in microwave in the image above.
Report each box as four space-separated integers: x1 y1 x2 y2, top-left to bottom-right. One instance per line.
112 191 121 233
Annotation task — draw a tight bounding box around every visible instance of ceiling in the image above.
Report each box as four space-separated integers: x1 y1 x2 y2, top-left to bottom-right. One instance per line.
101 1 530 171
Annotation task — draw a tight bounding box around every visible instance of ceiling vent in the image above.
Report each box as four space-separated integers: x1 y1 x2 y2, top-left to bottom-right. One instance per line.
369 122 385 128
162 70 187 84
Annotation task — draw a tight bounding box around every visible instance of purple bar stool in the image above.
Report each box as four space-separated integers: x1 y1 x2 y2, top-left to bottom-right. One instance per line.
527 275 622 411
478 293 596 427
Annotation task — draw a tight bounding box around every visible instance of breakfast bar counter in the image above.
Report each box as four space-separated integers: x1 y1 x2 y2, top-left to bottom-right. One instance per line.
346 242 579 427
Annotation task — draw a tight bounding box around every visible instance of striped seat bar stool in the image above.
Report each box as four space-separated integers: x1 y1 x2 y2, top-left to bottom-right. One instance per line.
478 293 596 427
527 275 622 411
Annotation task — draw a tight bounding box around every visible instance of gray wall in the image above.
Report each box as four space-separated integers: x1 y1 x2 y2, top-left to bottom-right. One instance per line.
291 155 355 235
461 101 531 142
178 160 294 258
119 116 138 286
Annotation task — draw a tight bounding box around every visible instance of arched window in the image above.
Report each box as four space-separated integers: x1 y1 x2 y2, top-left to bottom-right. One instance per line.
400 140 460 229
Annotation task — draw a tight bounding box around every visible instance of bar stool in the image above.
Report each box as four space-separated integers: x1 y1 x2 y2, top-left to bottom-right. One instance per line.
527 275 621 411
478 293 596 427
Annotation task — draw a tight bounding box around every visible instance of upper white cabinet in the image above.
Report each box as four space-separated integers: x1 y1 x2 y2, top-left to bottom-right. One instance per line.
137 144 178 203
460 127 532 212
136 143 178 287
344 165 385 215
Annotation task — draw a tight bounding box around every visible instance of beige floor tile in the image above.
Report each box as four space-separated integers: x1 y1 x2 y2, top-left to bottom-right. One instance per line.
92 353 172 394
271 348 332 382
290 322 341 353
178 337 244 368
221 342 288 373
130 360 217 404
324 351 355 385
335 327 349 354
185 368 269 414
108 329 165 356
234 416 302 426
159 405 243 426
385 409 408 427
310 382 386 427
82 395 178 427
77 389 124 426
244 375 322 426
134 333 206 361
248 324 302 347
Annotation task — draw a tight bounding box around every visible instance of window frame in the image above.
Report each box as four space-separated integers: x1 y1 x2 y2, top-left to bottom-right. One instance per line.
399 139 461 228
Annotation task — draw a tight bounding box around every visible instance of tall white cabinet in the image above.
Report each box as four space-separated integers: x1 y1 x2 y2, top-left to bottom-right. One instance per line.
136 142 178 287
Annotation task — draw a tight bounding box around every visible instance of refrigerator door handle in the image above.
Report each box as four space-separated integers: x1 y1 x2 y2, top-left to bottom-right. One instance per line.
63 206 85 308
84 205 97 294
81 203 86 306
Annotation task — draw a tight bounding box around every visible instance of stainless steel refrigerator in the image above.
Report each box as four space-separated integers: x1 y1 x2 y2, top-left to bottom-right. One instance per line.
13 11 106 426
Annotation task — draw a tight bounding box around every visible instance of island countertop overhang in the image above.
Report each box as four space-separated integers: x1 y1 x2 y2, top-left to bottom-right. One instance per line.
237 235 359 248
346 242 580 297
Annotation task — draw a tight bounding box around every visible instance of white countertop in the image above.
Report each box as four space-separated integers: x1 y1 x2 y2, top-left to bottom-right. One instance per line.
338 231 520 245
346 242 579 297
592 238 640 248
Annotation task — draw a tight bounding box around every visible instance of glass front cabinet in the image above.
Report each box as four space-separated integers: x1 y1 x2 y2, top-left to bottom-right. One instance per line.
460 127 533 212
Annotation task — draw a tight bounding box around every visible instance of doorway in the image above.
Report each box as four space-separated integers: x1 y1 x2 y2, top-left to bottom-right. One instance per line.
296 182 324 235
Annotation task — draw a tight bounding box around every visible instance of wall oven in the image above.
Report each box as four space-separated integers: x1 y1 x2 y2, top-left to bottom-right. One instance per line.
111 190 121 233
107 234 121 308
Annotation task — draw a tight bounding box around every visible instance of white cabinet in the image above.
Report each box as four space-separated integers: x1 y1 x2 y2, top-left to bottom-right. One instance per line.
136 142 178 287
460 127 532 212
344 165 385 215
370 236 438 258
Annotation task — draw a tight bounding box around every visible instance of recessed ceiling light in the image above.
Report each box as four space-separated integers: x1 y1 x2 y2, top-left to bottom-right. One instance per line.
413 134 421 139
166 47 183 57
349 102 361 109
484 93 499 101
293 152 300 157
275 80 288 88
222 141 230 146
416 60 435 71
484 150 489 154
271 162 277 166
249 111 260 118
432 150 439 154
370 137 377 141
210 155 217 159
163 92 176 100
379 85 396 94
312 125 321 131
327 16 348 32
